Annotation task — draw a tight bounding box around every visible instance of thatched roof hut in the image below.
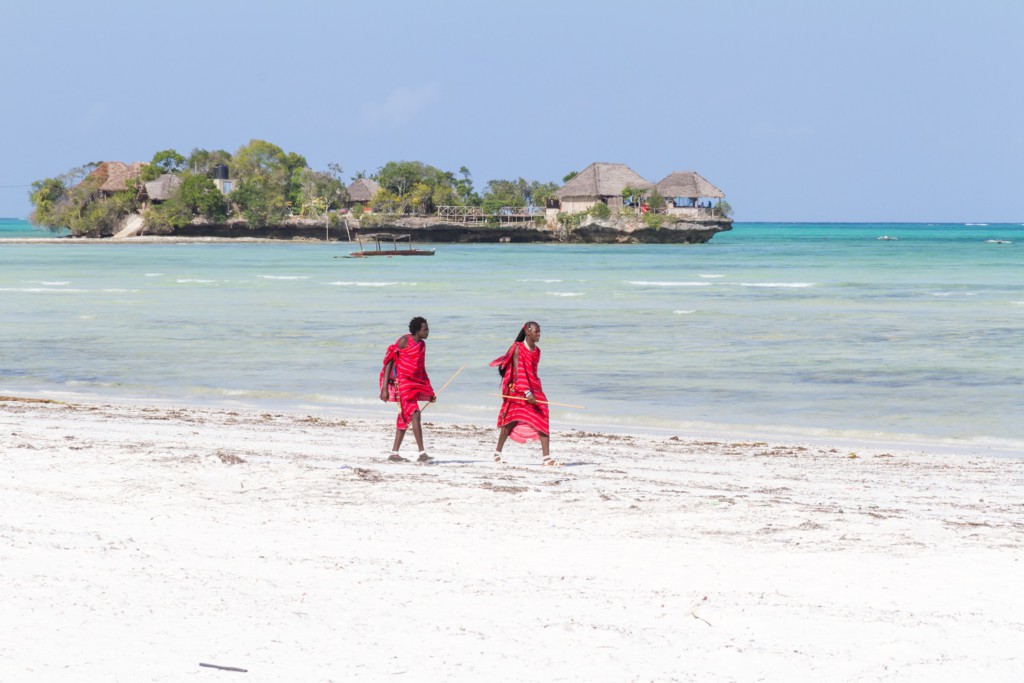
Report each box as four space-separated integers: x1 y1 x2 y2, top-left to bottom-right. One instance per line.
144 174 182 202
554 162 653 200
655 171 725 199
347 178 382 203
89 161 146 193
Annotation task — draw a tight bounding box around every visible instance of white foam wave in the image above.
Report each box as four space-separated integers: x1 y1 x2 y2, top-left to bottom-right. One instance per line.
736 282 815 288
39 281 70 285
519 278 563 283
699 274 725 279
145 273 163 277
176 278 215 284
627 280 711 287
673 310 696 315
259 275 310 280
0 287 87 293
548 292 584 297
102 288 139 293
326 281 417 287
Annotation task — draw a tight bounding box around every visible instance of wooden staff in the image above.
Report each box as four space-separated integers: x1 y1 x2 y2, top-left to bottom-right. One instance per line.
420 364 466 413
492 393 585 409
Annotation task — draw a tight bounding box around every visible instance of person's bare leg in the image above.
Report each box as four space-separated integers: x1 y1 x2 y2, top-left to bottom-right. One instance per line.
391 428 406 452
388 428 408 461
410 411 426 452
493 422 517 461
409 411 432 462
539 433 562 466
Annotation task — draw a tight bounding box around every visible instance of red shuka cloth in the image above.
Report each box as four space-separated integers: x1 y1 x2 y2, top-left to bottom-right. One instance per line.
490 341 549 443
380 334 434 430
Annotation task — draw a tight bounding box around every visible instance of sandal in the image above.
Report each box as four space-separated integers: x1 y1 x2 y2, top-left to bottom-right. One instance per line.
416 451 434 464
387 452 409 462
541 457 564 467
493 451 504 463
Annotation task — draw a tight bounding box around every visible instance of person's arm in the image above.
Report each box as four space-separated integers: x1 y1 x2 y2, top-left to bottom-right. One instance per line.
380 359 394 401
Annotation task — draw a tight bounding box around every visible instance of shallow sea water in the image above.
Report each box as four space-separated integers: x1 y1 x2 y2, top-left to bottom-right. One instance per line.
2 219 1023 453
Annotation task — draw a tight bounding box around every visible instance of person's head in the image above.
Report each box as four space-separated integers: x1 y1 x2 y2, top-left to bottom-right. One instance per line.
409 316 429 339
515 321 540 343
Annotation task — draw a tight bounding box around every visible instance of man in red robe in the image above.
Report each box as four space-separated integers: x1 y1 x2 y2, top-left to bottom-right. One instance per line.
379 316 435 462
490 321 561 466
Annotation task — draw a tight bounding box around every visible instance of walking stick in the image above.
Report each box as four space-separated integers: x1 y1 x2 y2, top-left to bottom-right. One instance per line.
492 394 585 409
420 364 466 413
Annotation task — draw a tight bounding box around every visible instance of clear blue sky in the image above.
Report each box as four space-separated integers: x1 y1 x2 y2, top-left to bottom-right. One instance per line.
2 0 1022 222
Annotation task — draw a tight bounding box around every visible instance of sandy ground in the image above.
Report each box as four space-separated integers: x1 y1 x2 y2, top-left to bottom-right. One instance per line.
2 399 1023 682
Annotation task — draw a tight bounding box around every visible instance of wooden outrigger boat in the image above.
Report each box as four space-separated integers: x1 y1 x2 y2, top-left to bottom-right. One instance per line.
342 233 435 258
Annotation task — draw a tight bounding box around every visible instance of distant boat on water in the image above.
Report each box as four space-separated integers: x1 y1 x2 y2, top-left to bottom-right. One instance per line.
339 233 435 258
985 239 1013 244
876 235 899 241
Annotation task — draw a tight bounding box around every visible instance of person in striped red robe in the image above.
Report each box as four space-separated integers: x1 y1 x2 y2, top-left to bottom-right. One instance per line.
489 321 561 466
379 316 435 462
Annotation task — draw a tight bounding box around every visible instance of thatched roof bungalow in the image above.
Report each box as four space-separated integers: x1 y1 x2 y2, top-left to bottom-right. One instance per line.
655 171 725 216
554 162 653 213
143 174 182 203
87 161 146 194
347 178 381 207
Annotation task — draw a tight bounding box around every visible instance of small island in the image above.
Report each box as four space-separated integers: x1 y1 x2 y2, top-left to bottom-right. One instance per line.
28 141 733 244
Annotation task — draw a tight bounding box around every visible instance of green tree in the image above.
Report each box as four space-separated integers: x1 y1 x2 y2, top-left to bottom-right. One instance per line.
232 140 308 216
647 188 666 212
186 148 233 175
375 160 422 198
528 180 559 207
562 170 578 183
453 166 478 206
374 161 457 214
295 168 347 217
28 177 69 227
144 173 229 232
28 162 142 236
370 189 400 214
233 139 284 178
152 149 186 174
178 174 229 220
621 186 648 211
481 178 527 214
232 174 288 227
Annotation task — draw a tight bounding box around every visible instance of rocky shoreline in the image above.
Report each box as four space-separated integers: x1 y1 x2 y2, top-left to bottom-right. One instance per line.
167 215 732 244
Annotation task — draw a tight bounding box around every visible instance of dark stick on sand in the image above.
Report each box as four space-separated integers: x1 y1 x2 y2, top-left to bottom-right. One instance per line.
199 662 248 672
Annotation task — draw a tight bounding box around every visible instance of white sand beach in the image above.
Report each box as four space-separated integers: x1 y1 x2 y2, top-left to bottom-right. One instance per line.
2 399 1023 682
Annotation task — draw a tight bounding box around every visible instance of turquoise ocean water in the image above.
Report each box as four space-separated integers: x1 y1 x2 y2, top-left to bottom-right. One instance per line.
2 218 1022 453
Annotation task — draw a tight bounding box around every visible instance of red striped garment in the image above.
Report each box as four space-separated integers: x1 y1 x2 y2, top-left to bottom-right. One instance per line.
380 334 434 430
490 341 549 443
